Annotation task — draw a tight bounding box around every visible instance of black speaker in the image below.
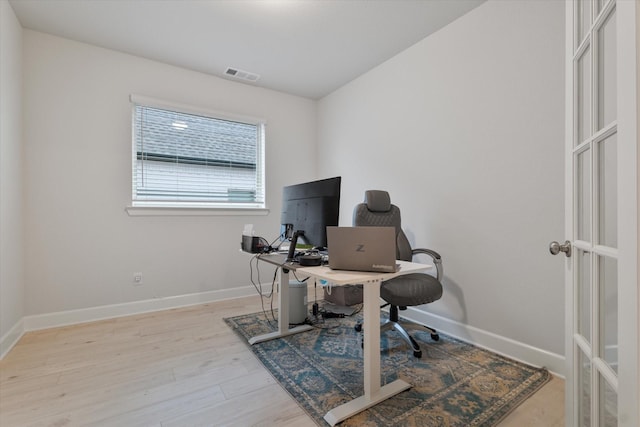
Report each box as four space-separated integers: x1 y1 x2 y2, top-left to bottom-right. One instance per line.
298 253 322 266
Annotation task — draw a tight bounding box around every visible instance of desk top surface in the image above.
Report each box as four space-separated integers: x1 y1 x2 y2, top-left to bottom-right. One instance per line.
256 253 432 285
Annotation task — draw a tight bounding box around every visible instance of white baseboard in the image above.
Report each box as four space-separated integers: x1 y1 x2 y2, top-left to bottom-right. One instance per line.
0 317 25 360
402 307 566 377
23 284 265 332
0 284 269 359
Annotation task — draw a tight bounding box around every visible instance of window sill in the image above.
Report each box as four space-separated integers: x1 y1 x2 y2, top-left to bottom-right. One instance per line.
125 205 270 217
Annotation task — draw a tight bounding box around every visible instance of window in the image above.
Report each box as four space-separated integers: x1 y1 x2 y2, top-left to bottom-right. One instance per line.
130 95 265 210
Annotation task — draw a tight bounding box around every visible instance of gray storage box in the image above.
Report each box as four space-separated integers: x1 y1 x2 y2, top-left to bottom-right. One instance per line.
323 284 363 306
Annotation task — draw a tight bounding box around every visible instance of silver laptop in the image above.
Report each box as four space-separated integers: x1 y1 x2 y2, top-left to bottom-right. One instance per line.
326 226 399 273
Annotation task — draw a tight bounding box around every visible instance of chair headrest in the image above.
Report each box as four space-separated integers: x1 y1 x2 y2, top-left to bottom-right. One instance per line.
364 190 391 212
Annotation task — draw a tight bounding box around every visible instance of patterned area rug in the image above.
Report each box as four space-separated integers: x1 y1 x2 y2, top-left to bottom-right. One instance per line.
224 310 550 426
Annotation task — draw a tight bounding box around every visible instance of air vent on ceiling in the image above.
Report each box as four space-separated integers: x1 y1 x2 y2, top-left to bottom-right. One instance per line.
225 67 260 82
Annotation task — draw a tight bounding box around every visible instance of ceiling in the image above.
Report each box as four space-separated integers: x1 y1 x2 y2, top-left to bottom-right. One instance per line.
9 0 484 99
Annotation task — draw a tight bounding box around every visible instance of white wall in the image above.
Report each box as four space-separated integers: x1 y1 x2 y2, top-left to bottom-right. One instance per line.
318 0 565 358
9 1 568 372
0 0 24 356
0 0 24 358
22 31 317 317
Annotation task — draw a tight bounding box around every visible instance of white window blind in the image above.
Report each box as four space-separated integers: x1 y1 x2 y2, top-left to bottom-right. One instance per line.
131 96 265 208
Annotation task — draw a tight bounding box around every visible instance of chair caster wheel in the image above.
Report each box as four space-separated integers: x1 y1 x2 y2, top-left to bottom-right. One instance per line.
355 323 362 332
431 333 440 341
413 350 422 358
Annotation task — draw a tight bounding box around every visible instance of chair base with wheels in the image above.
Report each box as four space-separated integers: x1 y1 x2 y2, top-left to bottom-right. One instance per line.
355 304 440 358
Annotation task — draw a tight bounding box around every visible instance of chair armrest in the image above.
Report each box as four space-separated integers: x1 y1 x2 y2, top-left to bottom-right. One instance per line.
411 248 443 282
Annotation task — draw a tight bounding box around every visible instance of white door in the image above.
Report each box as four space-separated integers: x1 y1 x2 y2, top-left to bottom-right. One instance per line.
561 0 638 426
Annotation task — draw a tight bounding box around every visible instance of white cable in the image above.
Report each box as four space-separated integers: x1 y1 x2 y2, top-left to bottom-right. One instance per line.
321 279 332 295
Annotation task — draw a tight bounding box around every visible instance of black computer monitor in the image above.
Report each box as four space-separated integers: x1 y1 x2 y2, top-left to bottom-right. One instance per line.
280 176 341 260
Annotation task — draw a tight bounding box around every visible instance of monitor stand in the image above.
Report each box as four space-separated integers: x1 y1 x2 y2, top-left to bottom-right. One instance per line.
286 230 305 262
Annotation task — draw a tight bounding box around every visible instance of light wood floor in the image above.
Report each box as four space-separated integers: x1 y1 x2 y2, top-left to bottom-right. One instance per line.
0 293 564 426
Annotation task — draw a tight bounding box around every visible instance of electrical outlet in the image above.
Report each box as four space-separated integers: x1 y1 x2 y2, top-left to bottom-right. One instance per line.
133 272 143 285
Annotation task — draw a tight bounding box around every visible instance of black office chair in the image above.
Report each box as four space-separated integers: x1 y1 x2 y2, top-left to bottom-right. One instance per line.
353 190 443 358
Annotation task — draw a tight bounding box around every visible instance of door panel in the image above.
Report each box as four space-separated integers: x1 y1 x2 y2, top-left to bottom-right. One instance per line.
577 249 591 342
576 149 591 241
597 9 616 131
577 47 591 145
597 134 617 247
598 255 617 373
599 375 617 426
565 0 638 425
577 348 592 424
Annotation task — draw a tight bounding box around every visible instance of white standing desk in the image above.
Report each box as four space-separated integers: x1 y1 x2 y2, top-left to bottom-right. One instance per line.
250 253 432 426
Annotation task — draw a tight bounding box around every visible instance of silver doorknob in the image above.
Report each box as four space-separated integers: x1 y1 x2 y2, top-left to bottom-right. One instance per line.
549 240 572 257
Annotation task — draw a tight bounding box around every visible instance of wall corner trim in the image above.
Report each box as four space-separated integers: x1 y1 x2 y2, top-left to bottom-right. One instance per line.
0 318 26 360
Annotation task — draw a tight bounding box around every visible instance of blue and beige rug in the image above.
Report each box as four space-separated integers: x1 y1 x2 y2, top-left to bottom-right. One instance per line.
225 310 551 426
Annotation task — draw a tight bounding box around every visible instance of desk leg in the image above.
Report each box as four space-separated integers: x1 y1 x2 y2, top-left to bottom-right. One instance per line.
363 278 380 396
323 280 411 426
248 268 312 345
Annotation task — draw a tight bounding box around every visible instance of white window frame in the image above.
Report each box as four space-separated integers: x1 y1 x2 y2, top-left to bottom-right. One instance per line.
126 95 268 216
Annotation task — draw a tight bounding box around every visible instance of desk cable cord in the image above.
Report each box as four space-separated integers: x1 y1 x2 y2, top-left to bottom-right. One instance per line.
267 231 287 253
249 254 278 325
248 231 292 325
290 270 309 284
248 231 311 326
268 268 278 324
249 254 275 298
252 249 310 326
323 280 333 295
250 243 295 326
